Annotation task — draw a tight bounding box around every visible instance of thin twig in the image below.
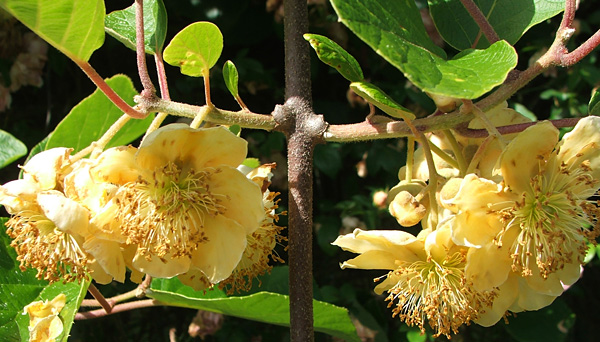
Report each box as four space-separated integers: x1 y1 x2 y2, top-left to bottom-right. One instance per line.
87 284 113 313
76 61 146 118
459 0 500 44
135 0 156 96
75 299 160 320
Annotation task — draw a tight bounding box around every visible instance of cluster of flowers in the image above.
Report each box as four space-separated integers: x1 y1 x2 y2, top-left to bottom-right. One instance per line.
0 124 284 293
334 104 600 337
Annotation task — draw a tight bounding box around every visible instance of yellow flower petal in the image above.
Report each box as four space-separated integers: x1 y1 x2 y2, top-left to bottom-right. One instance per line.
340 250 400 270
137 124 247 170
499 121 558 193
191 215 247 283
91 146 139 185
442 174 507 247
510 276 557 311
83 236 126 283
332 228 421 256
132 248 191 278
475 274 519 327
0 179 40 214
207 166 265 234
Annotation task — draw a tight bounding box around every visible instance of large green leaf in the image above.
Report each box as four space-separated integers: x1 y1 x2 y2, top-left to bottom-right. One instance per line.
0 218 89 342
105 0 168 55
46 75 155 152
304 33 364 82
148 277 360 342
0 130 27 169
428 0 565 50
0 0 105 62
163 21 223 77
330 0 518 99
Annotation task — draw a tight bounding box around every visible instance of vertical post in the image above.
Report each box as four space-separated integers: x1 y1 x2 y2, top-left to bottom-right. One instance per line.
279 1 324 341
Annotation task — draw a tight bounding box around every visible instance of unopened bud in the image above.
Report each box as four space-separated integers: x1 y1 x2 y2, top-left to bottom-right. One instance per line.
389 191 426 227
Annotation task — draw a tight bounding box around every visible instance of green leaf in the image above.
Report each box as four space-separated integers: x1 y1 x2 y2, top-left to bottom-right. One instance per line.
0 130 27 169
589 89 600 115
223 60 240 98
350 81 416 120
105 0 168 55
0 0 105 62
46 75 155 152
304 33 364 82
428 0 565 50
331 0 518 99
148 277 360 342
163 22 223 77
0 218 89 342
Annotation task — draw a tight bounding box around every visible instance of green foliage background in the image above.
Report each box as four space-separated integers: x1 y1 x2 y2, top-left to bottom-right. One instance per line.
1 0 600 341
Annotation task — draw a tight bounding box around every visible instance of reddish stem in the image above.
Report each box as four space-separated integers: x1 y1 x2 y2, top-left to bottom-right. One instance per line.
155 52 171 100
76 60 146 118
460 0 500 45
87 283 113 313
75 299 160 320
135 0 156 96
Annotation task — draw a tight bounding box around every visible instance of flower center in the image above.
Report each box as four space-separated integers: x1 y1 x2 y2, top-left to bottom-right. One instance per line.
6 210 89 282
118 162 225 259
382 251 495 338
505 157 598 278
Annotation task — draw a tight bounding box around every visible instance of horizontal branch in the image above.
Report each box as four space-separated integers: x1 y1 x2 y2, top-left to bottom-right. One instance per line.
136 96 277 130
323 111 475 142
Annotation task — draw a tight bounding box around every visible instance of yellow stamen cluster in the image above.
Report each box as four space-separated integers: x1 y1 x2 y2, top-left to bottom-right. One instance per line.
7 211 88 282
385 252 495 338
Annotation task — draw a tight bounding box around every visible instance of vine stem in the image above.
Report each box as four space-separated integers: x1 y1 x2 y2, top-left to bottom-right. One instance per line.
280 0 324 340
75 299 160 320
135 0 156 97
76 60 146 118
459 0 500 44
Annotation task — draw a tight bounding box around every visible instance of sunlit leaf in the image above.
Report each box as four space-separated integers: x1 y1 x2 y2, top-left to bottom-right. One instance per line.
304 33 364 82
223 60 240 98
46 75 155 152
331 0 518 99
428 0 565 50
105 0 168 55
350 81 415 121
148 277 360 342
0 130 27 169
163 21 223 77
0 219 89 342
0 0 105 62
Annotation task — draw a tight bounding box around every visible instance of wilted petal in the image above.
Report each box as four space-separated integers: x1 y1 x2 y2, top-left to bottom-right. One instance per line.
0 179 39 213
37 191 89 236
91 146 139 185
22 148 72 190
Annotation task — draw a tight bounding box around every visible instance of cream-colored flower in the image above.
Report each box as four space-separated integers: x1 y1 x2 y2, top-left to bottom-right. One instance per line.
23 293 66 342
442 117 600 313
1 149 110 283
333 227 495 338
105 124 265 281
